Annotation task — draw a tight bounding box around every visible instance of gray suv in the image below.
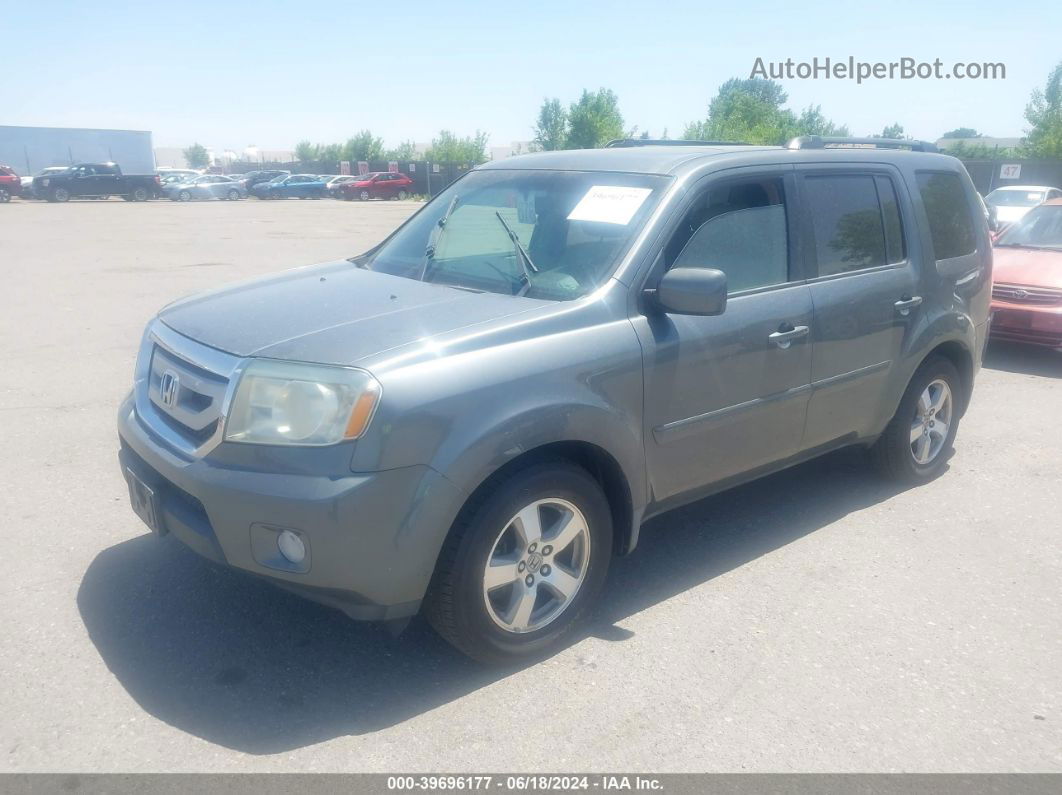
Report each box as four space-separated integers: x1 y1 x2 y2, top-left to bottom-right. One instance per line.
118 137 992 663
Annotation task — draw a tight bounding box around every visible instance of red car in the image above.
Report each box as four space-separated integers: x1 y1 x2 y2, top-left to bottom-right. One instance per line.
338 172 414 201
0 164 22 202
990 198 1062 348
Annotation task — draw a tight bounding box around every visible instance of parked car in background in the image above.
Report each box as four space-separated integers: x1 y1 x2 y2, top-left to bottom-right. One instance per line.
250 173 326 199
985 185 1062 226
227 174 246 183
323 175 359 196
337 172 414 201
34 162 160 202
990 198 1062 348
20 167 69 199
157 168 200 183
241 170 290 191
118 138 991 663
0 165 21 202
166 174 247 202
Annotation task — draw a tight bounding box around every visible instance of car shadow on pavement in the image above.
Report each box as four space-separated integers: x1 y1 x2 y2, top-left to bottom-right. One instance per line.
983 339 1061 378
78 447 917 754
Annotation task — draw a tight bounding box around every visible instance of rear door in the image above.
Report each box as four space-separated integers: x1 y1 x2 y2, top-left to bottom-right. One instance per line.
634 166 815 504
796 165 922 449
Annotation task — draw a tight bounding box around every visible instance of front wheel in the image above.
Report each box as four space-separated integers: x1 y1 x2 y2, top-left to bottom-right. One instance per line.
871 356 962 483
227 189 240 201
396 189 409 200
51 187 70 202
424 461 613 664
359 189 371 201
178 190 192 202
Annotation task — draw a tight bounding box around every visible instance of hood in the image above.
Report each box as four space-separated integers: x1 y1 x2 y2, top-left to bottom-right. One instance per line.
992 245 1062 290
158 260 545 366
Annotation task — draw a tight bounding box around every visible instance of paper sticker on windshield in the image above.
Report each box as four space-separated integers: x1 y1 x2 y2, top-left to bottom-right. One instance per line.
567 186 652 225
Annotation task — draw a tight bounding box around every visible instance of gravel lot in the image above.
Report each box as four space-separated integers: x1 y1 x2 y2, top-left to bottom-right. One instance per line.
2 198 1060 772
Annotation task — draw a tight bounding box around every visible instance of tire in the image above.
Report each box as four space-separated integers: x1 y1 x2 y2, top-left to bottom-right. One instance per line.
178 190 191 202
871 355 962 483
130 187 149 202
51 188 70 202
424 460 613 664
359 189 370 201
0 188 10 203
397 189 409 200
227 189 240 201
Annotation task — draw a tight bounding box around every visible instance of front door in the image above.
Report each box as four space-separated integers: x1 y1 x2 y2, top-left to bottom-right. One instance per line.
634 168 814 505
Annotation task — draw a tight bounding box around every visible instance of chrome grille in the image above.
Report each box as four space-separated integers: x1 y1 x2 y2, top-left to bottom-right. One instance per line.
148 346 228 441
992 283 1062 306
134 321 240 457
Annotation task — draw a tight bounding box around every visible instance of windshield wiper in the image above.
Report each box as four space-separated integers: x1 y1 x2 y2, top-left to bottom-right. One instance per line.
419 195 460 281
494 211 539 295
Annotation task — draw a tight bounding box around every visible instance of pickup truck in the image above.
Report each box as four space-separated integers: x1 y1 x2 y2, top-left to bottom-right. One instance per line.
33 162 160 202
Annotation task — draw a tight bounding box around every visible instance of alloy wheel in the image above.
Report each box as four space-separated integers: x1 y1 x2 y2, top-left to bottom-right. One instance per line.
910 378 953 465
482 498 591 634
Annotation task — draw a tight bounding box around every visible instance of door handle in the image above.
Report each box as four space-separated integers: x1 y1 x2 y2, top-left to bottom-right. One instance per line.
894 296 923 316
768 324 809 349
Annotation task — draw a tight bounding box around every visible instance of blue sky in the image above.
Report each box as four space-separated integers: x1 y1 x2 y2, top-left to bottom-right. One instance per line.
4 0 1059 151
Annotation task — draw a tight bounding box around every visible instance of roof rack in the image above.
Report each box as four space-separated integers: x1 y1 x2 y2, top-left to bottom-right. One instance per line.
604 138 751 148
787 135 938 153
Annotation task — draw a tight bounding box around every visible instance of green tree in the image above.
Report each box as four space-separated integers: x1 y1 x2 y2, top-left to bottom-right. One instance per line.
343 130 385 162
941 127 980 139
877 123 906 139
384 140 418 161
534 97 569 151
424 130 489 164
793 105 850 137
682 78 841 145
182 142 210 169
566 88 624 149
294 140 320 163
1023 61 1062 158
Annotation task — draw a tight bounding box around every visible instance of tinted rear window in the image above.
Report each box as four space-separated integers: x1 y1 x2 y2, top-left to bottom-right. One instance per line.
804 175 888 275
917 171 976 260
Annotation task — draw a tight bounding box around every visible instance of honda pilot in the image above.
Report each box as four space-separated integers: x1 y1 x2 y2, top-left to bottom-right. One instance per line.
118 137 992 662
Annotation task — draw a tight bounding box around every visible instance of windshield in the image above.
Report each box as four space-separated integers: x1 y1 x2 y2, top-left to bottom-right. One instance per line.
986 189 1045 207
267 175 287 184
995 204 1062 250
356 169 669 300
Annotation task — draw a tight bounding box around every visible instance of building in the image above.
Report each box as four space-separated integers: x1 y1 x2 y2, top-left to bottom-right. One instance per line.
0 125 154 176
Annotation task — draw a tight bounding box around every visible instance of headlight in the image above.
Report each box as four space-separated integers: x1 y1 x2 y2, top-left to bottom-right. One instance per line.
224 359 381 446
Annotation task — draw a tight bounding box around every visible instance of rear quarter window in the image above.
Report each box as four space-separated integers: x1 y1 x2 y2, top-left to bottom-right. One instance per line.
917 171 976 260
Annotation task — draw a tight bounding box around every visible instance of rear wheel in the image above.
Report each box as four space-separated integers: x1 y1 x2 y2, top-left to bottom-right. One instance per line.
178 190 191 202
227 189 240 201
0 188 10 203
424 460 613 664
871 356 962 483
130 187 149 202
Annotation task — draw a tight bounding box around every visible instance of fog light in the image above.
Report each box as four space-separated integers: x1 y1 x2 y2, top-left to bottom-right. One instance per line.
277 530 306 564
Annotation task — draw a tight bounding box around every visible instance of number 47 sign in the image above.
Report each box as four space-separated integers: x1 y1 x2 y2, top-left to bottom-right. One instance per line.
1000 163 1022 180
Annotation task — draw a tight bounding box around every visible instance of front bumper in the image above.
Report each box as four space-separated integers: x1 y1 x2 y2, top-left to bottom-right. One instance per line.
117 393 466 620
989 301 1062 347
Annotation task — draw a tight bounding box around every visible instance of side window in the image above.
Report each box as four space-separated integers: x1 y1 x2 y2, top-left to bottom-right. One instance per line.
875 176 906 264
666 177 791 294
916 171 976 260
803 174 889 276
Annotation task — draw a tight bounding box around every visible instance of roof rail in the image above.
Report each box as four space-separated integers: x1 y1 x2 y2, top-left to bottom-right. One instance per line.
787 135 938 153
604 138 751 148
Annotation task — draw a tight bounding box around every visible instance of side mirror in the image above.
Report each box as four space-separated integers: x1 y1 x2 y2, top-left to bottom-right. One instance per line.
650 267 727 316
